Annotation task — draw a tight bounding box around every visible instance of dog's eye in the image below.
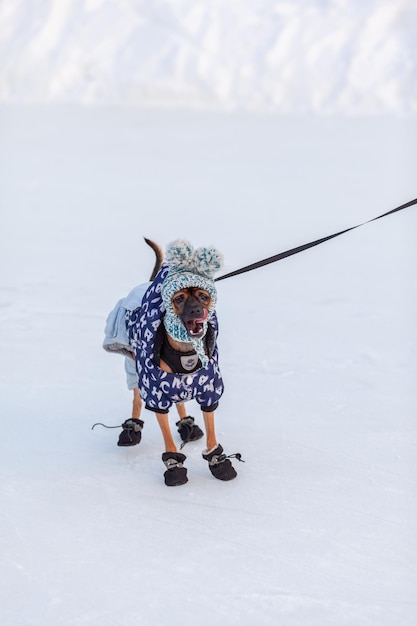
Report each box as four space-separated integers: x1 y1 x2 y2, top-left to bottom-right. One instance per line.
198 292 210 304
172 294 185 306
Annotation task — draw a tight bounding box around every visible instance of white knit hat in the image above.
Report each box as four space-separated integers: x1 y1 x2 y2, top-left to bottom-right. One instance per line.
161 239 224 365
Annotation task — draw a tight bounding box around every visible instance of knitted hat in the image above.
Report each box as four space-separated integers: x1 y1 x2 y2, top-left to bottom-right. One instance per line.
161 239 224 366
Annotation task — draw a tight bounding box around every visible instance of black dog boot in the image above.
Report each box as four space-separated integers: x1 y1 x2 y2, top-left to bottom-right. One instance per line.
117 418 144 447
176 416 204 446
162 452 188 487
202 444 242 481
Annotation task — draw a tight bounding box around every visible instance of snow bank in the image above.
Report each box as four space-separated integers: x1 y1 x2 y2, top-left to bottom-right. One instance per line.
0 0 416 114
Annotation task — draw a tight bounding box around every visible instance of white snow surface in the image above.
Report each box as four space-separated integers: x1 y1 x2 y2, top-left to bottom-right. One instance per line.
0 106 416 625
1 0 416 115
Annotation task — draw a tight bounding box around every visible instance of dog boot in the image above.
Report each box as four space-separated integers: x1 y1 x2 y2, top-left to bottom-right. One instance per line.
117 418 144 447
162 452 188 487
202 444 243 481
176 416 204 446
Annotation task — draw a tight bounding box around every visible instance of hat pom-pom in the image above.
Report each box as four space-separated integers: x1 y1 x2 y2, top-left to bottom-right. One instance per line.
194 246 224 278
165 239 195 270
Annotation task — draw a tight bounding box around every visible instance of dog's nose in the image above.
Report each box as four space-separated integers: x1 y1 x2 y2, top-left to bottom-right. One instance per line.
184 296 203 318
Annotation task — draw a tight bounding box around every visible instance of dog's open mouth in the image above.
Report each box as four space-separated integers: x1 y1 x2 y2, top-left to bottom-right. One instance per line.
184 310 208 338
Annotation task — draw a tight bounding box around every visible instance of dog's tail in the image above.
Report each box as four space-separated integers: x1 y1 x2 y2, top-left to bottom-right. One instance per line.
144 238 164 280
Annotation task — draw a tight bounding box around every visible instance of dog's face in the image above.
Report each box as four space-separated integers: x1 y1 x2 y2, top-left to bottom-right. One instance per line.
171 287 211 339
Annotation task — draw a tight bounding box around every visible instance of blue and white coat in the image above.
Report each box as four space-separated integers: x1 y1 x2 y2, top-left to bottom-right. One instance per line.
104 265 224 414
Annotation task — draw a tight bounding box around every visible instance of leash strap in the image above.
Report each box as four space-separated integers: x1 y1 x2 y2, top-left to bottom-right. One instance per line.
215 197 417 282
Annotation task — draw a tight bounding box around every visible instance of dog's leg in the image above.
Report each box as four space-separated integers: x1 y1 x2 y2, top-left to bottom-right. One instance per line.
156 412 178 452
118 388 144 447
201 410 238 481
156 412 188 486
202 411 218 451
132 387 142 419
175 402 187 419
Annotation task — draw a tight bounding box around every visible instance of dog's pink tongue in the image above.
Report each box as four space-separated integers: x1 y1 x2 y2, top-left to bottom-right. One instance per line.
191 310 208 323
197 309 209 323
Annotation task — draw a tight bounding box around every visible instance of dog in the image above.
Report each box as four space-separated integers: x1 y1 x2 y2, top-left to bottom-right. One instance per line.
102 238 242 486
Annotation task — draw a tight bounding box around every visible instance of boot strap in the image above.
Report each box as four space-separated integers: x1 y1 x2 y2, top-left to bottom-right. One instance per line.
164 457 184 470
208 452 244 466
208 453 227 466
122 419 143 433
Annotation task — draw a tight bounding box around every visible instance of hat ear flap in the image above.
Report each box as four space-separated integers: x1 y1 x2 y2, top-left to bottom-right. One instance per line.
193 246 224 278
165 239 195 270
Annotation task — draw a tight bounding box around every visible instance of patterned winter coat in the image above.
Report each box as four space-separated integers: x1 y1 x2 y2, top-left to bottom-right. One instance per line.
126 265 224 414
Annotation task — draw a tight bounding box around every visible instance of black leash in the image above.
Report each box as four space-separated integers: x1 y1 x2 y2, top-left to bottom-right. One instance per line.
215 197 417 282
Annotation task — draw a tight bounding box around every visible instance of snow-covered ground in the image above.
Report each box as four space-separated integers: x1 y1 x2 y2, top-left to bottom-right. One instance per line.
1 0 416 115
0 105 416 626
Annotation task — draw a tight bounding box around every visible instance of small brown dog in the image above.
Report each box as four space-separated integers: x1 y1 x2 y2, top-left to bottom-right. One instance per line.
102 238 242 486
